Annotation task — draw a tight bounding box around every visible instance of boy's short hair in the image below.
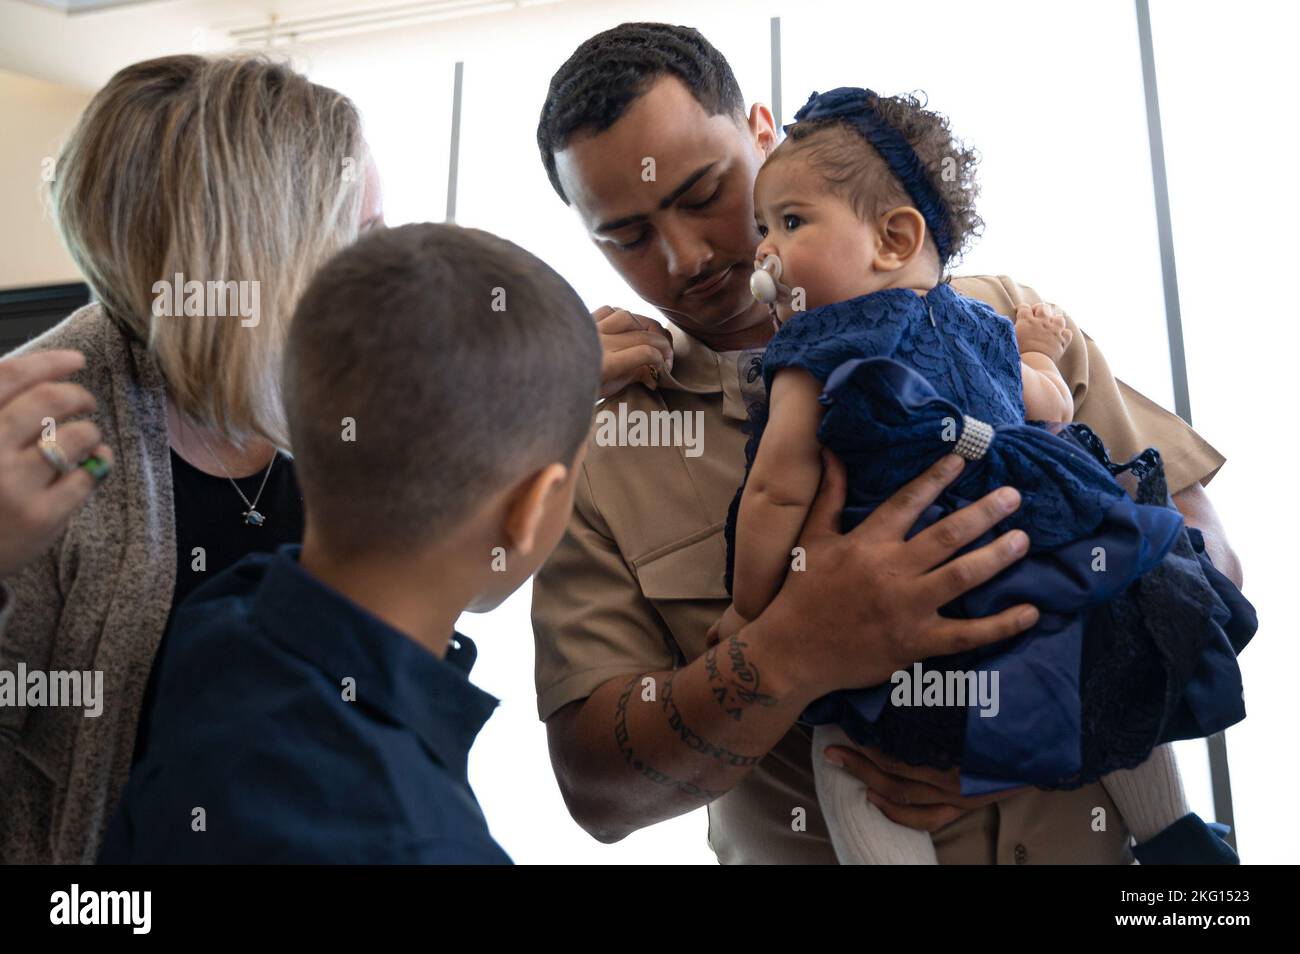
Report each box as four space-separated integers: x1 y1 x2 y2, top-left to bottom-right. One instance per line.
537 22 745 204
284 223 600 556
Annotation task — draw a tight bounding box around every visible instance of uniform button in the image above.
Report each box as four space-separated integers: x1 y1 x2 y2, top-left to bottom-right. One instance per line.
1014 843 1028 865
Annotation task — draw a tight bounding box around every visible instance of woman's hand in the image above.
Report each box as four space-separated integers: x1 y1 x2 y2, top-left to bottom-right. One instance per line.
594 306 674 399
0 350 113 579
823 740 1029 832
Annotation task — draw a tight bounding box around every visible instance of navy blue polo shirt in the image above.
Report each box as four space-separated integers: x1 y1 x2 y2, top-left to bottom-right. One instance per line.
99 545 511 864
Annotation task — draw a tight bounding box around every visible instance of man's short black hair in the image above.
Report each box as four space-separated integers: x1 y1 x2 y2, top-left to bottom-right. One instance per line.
284 223 601 556
537 22 745 204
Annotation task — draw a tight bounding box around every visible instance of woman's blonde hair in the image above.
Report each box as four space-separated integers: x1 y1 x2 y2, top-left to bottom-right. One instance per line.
53 54 368 446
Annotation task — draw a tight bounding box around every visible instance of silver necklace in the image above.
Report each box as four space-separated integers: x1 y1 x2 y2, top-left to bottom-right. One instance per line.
192 427 275 527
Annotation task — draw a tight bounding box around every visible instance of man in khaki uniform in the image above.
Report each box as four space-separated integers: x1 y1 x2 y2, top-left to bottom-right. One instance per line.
531 23 1236 864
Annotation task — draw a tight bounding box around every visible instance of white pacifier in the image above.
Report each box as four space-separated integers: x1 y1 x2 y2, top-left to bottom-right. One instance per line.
750 254 784 304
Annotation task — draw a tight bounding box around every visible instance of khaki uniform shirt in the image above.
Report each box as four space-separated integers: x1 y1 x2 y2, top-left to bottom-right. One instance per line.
531 275 1226 865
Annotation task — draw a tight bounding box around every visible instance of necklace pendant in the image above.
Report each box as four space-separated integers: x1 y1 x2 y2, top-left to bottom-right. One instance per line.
244 510 266 527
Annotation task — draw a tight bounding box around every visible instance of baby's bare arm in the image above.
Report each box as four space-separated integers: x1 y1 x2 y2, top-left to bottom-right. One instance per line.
1014 302 1074 423
1021 354 1074 423
733 369 825 621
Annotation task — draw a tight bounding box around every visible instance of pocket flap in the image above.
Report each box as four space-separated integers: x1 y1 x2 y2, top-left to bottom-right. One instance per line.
634 523 730 601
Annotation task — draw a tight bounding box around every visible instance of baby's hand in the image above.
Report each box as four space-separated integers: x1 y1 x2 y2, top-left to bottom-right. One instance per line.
1014 302 1073 363
706 604 750 648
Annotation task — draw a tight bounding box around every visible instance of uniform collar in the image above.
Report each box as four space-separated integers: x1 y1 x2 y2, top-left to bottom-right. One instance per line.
251 545 499 780
656 323 764 422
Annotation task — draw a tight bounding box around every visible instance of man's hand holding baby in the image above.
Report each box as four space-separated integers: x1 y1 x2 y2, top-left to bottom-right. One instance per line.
707 604 750 647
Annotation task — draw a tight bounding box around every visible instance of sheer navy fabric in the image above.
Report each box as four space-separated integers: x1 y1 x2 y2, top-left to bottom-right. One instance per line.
723 284 1256 794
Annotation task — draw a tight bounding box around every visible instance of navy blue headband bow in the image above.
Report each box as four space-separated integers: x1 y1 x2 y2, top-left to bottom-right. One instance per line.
787 87 954 261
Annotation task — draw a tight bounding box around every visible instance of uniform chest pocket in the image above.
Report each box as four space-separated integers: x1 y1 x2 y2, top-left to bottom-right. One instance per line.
633 521 730 602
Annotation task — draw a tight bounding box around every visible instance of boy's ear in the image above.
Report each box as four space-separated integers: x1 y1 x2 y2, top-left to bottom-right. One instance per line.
501 462 570 556
872 206 928 272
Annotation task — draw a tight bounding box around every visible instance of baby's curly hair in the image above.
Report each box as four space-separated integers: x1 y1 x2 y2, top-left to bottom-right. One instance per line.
772 91 983 268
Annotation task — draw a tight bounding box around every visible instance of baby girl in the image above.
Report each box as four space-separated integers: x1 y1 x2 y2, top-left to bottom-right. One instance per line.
716 87 1255 864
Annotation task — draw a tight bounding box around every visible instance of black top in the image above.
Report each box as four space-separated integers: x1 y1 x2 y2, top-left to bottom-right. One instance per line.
131 449 304 763
100 546 509 864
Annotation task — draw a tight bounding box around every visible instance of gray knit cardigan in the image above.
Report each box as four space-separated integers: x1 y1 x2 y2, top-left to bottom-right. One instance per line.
0 304 176 863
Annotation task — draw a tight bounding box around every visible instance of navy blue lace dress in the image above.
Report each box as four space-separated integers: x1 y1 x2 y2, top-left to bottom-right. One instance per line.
723 283 1256 795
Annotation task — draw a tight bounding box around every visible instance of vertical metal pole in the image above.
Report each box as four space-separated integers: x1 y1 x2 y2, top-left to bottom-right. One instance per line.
446 61 463 223
1136 0 1235 847
1135 0 1191 424
770 17 782 131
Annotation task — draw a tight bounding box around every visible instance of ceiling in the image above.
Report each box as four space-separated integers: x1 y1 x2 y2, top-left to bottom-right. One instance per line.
0 0 566 91
18 0 152 11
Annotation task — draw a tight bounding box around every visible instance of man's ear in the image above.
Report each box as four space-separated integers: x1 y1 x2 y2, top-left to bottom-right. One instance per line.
748 103 777 158
872 206 928 272
501 463 569 556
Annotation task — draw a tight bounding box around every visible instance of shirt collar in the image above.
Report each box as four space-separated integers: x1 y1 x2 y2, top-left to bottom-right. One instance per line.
656 323 763 422
251 545 499 780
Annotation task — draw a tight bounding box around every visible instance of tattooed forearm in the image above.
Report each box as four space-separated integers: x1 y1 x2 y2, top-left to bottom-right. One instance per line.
705 635 779 722
614 677 721 802
659 673 762 768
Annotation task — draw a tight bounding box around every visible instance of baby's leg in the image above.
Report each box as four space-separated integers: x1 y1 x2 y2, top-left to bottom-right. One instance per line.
811 724 939 864
1101 744 1191 846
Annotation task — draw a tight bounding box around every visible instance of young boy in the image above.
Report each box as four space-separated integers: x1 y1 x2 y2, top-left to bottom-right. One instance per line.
98 223 601 863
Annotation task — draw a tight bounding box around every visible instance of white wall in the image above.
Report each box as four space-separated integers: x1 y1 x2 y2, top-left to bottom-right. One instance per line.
0 67 90 288
1148 0 1299 867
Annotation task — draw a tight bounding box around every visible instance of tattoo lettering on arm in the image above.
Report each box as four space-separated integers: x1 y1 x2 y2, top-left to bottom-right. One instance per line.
614 677 721 802
659 673 763 768
704 635 779 722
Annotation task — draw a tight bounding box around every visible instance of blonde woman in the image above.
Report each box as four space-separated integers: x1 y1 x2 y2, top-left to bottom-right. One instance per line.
0 54 382 863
